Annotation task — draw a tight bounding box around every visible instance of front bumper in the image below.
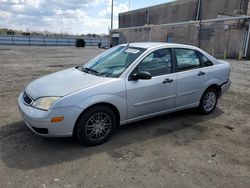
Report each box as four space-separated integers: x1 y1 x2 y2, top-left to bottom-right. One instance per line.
221 79 231 96
18 92 82 137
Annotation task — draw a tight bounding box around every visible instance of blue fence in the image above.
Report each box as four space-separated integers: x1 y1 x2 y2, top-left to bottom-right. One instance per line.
0 35 109 47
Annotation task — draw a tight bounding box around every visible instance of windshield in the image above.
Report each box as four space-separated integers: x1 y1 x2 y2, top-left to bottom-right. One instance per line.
80 46 146 78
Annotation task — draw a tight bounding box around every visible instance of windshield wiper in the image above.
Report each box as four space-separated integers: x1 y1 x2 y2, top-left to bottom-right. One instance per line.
82 66 99 75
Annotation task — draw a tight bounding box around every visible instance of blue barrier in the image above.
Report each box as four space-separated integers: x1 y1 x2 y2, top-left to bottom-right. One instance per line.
0 35 109 47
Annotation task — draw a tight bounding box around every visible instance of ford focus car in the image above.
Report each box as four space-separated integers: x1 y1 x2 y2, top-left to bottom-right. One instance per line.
18 43 231 146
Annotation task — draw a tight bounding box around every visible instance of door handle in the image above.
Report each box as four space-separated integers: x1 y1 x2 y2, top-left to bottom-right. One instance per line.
198 71 206 76
162 78 173 84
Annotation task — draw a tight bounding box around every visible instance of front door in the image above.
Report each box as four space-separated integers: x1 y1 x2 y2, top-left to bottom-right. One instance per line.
126 48 177 121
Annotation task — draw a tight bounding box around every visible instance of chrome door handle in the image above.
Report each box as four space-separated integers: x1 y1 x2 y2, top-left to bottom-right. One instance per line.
198 71 206 76
162 78 173 84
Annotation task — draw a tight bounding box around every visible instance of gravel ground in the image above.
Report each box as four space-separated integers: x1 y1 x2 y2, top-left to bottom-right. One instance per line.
0 46 250 188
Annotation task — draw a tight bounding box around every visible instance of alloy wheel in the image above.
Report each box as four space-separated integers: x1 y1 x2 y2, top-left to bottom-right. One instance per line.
84 113 112 141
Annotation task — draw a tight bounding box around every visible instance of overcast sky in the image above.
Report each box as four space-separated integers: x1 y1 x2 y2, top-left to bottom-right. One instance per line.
0 0 173 35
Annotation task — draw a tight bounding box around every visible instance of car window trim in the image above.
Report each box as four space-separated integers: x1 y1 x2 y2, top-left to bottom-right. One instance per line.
196 51 214 67
128 47 174 80
195 50 205 67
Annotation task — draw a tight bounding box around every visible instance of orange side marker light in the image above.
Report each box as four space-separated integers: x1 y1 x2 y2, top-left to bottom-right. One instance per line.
51 116 64 123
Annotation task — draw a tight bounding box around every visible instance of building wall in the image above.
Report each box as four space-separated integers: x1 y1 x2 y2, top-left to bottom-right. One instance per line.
200 0 249 19
119 0 198 28
119 0 249 28
113 19 247 59
199 20 245 58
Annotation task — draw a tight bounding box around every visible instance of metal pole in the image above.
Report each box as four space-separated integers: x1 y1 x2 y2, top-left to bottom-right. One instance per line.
129 0 130 11
111 0 113 30
244 26 250 57
149 27 152 42
240 0 243 10
198 0 202 48
196 0 201 21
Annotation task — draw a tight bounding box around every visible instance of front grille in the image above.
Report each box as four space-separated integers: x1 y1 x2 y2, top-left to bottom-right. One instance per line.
23 92 32 105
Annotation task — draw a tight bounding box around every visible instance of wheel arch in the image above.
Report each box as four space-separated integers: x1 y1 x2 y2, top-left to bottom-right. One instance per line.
201 78 222 100
73 102 120 137
205 84 221 97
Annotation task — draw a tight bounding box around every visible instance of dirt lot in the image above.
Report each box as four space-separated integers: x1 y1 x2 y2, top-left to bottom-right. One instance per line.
0 46 250 188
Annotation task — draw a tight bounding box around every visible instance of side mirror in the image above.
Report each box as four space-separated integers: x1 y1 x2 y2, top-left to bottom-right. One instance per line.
132 71 152 80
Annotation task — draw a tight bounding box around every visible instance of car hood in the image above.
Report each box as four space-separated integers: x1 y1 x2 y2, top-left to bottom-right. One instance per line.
26 68 113 100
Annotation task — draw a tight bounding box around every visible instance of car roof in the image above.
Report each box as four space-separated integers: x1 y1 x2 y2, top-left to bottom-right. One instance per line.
119 42 218 63
120 42 199 50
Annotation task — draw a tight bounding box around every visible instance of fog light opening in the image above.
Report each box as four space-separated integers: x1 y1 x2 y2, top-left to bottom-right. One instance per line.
51 116 64 123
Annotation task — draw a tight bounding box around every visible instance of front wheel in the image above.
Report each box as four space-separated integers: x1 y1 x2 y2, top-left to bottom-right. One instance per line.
76 105 116 146
199 88 218 115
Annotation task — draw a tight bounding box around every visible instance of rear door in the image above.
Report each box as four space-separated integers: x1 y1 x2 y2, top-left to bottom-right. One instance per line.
126 48 177 121
173 48 208 107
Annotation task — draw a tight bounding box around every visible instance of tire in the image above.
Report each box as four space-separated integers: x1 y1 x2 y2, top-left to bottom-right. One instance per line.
76 105 116 146
198 88 218 115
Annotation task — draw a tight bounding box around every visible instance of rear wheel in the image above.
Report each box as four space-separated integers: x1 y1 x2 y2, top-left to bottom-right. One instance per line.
199 88 218 115
76 105 116 146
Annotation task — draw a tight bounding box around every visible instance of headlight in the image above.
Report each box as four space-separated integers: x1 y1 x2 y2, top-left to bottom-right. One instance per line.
32 97 61 111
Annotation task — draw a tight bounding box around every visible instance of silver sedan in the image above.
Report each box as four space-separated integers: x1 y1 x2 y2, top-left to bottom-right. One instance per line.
18 43 231 146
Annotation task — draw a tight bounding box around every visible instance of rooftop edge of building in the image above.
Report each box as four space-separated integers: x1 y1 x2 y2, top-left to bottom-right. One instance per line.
119 0 197 16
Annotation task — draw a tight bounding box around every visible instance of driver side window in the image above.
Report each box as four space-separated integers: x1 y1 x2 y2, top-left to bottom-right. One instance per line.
137 48 172 77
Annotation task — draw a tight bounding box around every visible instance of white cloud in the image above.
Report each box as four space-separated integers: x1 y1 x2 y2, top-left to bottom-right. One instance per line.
99 3 128 17
0 0 127 34
99 1 128 29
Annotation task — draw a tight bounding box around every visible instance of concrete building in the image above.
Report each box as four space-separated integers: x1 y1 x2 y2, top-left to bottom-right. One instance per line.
111 0 250 59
